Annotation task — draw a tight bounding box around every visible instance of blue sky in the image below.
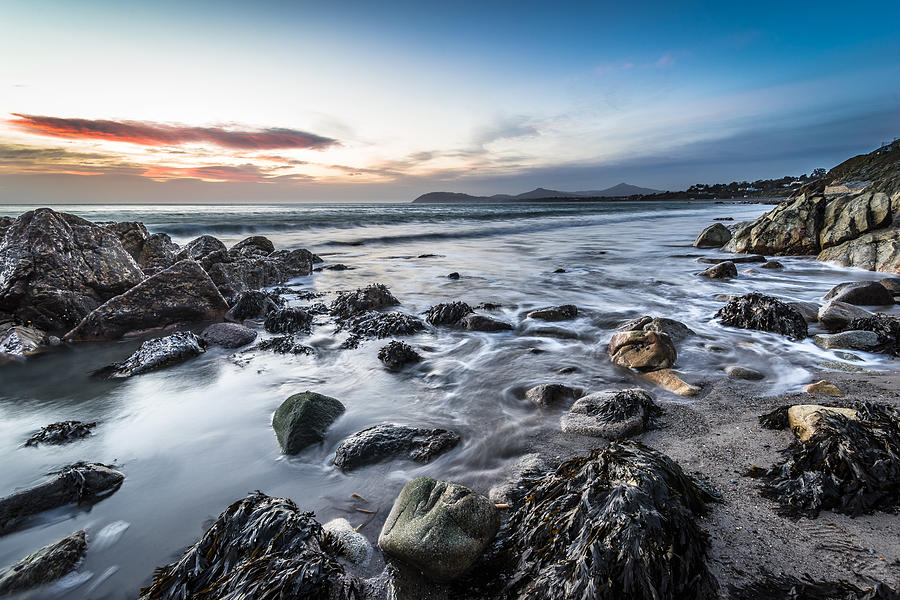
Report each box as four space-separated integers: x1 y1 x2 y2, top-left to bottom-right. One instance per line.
1 0 898 201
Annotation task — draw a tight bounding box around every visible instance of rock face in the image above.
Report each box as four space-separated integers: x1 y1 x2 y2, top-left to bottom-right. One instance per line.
693 223 732 248
698 261 737 278
224 290 283 322
330 283 399 318
727 195 826 256
0 208 144 331
272 392 345 454
459 314 514 332
25 421 97 446
201 323 257 348
817 300 872 332
263 307 312 334
333 424 460 471
618 315 695 342
0 463 124 535
105 221 178 275
716 293 808 339
92 332 205 378
813 330 880 351
378 477 499 582
787 404 858 442
608 330 677 371
139 492 361 600
561 389 655 438
378 341 421 370
823 281 894 306
525 383 580 407
526 304 577 321
426 301 474 325
0 530 87 595
65 260 228 340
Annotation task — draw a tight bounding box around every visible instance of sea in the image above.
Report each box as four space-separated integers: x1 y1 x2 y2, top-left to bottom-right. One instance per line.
0 201 897 598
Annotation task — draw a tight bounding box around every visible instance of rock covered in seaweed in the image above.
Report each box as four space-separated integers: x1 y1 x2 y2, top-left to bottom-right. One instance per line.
25 421 97 447
255 336 314 355
330 284 399 318
846 314 900 355
715 292 808 339
0 530 87 595
92 332 205 378
333 424 460 471
264 307 312 334
378 340 421 370
272 391 345 454
340 311 426 342
139 492 362 600
560 389 656 438
425 301 473 325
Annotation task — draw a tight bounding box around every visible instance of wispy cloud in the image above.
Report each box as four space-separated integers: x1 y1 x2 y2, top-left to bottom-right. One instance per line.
8 114 339 150
655 52 675 67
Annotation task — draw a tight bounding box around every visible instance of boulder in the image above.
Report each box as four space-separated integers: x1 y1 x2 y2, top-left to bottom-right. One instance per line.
693 223 732 248
617 315 695 342
378 477 499 582
525 383 580 407
526 304 577 321
340 311 426 345
0 463 124 535
224 290 283 322
105 221 178 275
92 332 205 378
378 340 421 370
817 299 872 332
333 424 460 471
804 380 843 397
272 391 345 454
726 194 826 256
263 307 312 334
330 283 399 318
724 365 765 380
65 260 228 340
175 234 226 261
560 389 655 438
823 281 894 306
230 235 275 257
0 325 47 359
760 260 785 269
0 208 144 331
698 261 737 278
817 227 900 273
201 323 257 348
716 293 808 339
787 404 858 442
425 301 473 325
813 330 880 351
25 421 97 447
608 330 677 371
459 314 514 332
788 301 820 323
0 530 87 595
202 248 318 302
640 369 701 396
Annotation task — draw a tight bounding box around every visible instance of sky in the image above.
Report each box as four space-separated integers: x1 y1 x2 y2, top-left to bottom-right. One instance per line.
1 0 899 203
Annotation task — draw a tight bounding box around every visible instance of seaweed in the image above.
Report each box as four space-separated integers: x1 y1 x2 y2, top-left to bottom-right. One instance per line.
24 421 97 446
748 402 900 518
263 307 313 334
729 573 899 600
140 492 362 600
715 292 808 339
255 336 314 355
425 301 474 326
846 314 900 356
758 405 791 430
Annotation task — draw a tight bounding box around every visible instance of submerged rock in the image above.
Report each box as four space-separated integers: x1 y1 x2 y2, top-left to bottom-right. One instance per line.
255 336 314 355
138 492 362 600
716 292 808 339
92 332 205 378
608 330 677 371
263 307 312 334
693 223 732 248
224 290 283 322
824 281 894 306
813 330 880 351
272 391 345 454
201 322 257 348
330 283 399 318
459 314 513 332
698 261 737 278
425 301 473 326
0 463 124 535
379 477 499 582
817 299 872 331
560 389 656 438
378 340 421 370
25 421 97 447
524 383 580 407
724 365 765 380
617 315 695 342
65 260 228 341
525 304 577 321
334 424 460 471
0 530 87 595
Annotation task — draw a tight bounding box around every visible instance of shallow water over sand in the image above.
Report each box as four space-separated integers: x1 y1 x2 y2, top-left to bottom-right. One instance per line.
0 201 897 598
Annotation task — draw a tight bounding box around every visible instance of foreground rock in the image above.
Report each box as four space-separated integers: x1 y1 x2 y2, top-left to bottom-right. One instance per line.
459 314 514 332
25 421 97 447
66 260 228 340
560 389 656 438
272 391 345 454
334 424 460 471
330 283 399 318
608 330 677 371
724 365 765 380
787 404 858 442
824 281 894 306
0 530 87 595
379 477 499 582
525 304 577 321
804 380 843 396
322 518 372 566
617 315 695 342
525 383 580 407
817 299 872 331
224 289 283 322
139 493 361 600
92 332 205 378
813 330 880 351
716 292 808 339
698 261 737 278
378 340 421 370
0 463 124 535
693 222 732 248
0 208 144 331
201 323 257 348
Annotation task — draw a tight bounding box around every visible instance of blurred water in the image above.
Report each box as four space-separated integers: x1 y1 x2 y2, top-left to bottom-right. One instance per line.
0 201 897 598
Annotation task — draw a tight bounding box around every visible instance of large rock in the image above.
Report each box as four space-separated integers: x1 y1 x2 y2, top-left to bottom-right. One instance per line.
789 300 820 323
823 281 894 306
202 248 318 302
0 530 87 595
175 234 226 261
272 391 345 454
65 260 228 340
726 194 826 256
201 322 257 348
105 221 178 275
698 261 737 278
230 235 275 256
330 283 399 318
693 223 732 248
817 227 900 273
817 299 872 332
560 389 655 438
715 292 808 339
813 330 880 351
617 315 695 342
0 208 144 331
526 304 577 321
425 301 473 325
92 332 205 378
378 477 499 582
333 424 460 471
0 463 124 535
787 404 857 442
608 330 677 371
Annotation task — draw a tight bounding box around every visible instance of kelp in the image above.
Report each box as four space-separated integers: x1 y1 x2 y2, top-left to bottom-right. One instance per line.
140 492 362 600
748 402 900 518
425 301 473 326
338 312 426 349
715 292 808 339
730 573 899 600
263 307 313 334
255 336 315 355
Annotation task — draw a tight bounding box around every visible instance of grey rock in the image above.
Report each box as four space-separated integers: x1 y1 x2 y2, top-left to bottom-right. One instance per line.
879 277 900 295
92 332 205 378
693 223 732 248
823 281 894 306
526 304 577 321
426 301 474 325
105 222 178 275
0 530 87 595
716 293 808 339
25 421 97 447
202 248 318 302
760 260 785 269
201 323 257 348
698 261 737 278
378 477 499 582
255 336 314 355
560 389 655 438
334 424 460 471
378 341 421 370
447 272 460 280
813 330 880 350
724 366 765 380
0 325 47 359
459 314 513 332
817 300 873 332
330 284 400 318
525 383 581 407
272 391 345 454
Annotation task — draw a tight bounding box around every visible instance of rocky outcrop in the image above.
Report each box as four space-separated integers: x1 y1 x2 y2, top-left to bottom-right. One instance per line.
727 194 826 256
201 248 319 302
92 332 205 378
201 323 257 348
272 391 345 454
378 477 499 582
0 530 87 595
693 223 732 248
715 293 808 339
231 235 275 256
378 340 421 370
65 260 228 340
25 421 97 447
0 208 144 331
560 389 655 438
608 330 677 371
105 221 178 275
525 383 580 407
175 235 226 261
333 424 460 471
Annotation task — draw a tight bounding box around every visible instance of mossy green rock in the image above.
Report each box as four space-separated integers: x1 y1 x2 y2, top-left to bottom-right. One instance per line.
272 392 345 454
378 477 499 582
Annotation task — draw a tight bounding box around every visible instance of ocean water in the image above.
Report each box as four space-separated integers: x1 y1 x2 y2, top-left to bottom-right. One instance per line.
0 201 897 598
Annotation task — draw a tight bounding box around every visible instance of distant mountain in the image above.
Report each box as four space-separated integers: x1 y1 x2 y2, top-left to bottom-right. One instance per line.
412 183 661 203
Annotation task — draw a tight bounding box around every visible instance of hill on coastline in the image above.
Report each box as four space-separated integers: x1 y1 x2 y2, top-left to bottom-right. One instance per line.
412 183 660 203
